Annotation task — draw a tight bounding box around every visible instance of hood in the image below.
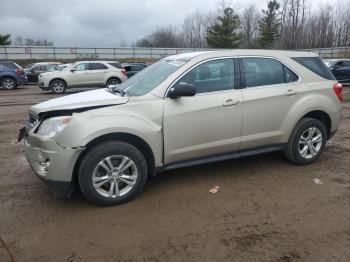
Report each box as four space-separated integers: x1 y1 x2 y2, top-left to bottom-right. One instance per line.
29 89 128 117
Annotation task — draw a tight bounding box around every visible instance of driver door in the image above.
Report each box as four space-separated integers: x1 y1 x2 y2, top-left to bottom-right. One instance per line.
163 58 243 164
68 63 90 86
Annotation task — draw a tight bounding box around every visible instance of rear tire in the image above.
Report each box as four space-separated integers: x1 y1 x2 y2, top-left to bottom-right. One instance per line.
284 118 327 165
106 78 121 87
50 79 66 94
1 77 17 90
78 141 148 206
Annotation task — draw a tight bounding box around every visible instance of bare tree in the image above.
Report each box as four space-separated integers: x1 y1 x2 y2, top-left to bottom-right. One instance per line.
14 36 24 46
182 10 216 48
24 37 54 46
240 4 260 48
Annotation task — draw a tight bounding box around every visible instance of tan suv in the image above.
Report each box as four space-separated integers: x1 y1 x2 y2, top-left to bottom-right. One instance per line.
20 50 343 205
37 61 128 93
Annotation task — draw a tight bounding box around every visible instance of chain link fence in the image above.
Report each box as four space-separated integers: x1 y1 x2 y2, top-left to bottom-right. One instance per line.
1 46 349 60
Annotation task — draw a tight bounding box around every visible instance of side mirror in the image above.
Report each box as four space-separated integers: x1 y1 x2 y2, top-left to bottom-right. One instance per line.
70 68 76 73
168 82 196 99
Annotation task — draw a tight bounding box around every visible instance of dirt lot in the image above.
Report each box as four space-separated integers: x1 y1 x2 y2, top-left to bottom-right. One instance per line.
0 85 350 262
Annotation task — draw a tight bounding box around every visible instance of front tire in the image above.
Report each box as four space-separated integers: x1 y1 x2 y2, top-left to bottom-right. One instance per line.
78 141 148 206
2 77 17 90
50 79 66 94
284 118 327 165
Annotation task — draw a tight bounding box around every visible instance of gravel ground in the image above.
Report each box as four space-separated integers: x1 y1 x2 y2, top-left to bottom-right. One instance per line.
0 85 350 262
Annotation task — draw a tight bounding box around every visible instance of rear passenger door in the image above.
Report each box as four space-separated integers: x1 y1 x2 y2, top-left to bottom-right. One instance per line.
88 63 109 85
240 57 299 149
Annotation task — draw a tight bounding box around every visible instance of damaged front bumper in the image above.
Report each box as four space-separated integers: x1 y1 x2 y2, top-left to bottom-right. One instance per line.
24 133 84 198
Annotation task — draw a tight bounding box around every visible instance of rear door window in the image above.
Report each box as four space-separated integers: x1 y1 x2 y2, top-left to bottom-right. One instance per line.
89 63 108 70
131 65 143 71
242 57 298 88
343 61 350 67
292 57 335 80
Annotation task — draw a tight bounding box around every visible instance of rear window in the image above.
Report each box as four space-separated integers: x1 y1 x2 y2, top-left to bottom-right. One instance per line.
293 57 335 80
0 62 20 70
108 62 122 69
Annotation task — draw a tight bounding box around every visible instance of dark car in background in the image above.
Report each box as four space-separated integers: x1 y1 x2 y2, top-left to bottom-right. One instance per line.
323 59 350 83
122 63 148 77
25 62 61 83
0 61 27 89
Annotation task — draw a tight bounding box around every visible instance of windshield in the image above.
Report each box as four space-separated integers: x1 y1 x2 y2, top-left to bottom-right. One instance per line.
113 58 187 96
322 60 335 67
62 63 75 71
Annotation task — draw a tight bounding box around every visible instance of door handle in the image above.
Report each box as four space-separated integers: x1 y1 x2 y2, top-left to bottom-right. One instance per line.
222 99 239 107
285 89 297 96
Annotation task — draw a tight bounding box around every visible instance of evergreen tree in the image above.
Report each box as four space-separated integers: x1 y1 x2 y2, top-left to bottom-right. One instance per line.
259 0 280 48
206 7 243 48
0 34 11 45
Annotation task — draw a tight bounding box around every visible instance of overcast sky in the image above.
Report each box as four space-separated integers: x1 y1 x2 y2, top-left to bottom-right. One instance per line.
0 0 338 47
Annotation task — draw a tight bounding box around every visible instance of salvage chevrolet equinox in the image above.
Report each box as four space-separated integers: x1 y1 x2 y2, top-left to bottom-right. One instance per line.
19 50 343 206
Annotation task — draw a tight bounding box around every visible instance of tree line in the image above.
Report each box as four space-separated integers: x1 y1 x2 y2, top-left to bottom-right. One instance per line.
135 0 350 49
0 34 54 46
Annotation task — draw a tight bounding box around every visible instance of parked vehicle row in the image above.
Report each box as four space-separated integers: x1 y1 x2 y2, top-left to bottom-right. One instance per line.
38 61 128 93
0 59 150 91
19 50 343 206
24 62 62 83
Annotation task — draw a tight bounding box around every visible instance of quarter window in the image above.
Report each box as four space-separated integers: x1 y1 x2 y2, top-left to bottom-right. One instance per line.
108 62 123 69
292 57 335 80
176 59 235 94
242 58 298 88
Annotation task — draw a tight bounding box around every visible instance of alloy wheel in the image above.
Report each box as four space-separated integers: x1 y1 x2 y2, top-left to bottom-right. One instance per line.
298 127 323 159
92 155 138 198
3 79 15 89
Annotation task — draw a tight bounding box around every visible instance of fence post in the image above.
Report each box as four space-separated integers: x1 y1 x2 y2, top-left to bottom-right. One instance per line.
4 46 7 59
53 46 56 60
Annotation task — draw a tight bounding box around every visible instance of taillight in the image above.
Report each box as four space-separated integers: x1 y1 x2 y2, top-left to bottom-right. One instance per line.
121 69 127 76
333 82 343 102
15 68 22 76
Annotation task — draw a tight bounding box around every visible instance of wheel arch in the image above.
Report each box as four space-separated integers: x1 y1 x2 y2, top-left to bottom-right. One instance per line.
72 132 156 188
300 110 332 139
1 75 17 86
49 78 68 88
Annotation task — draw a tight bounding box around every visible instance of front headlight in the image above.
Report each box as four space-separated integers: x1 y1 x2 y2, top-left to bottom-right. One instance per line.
36 116 71 139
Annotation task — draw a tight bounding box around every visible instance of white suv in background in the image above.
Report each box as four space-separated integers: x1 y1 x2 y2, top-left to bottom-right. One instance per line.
38 61 128 93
